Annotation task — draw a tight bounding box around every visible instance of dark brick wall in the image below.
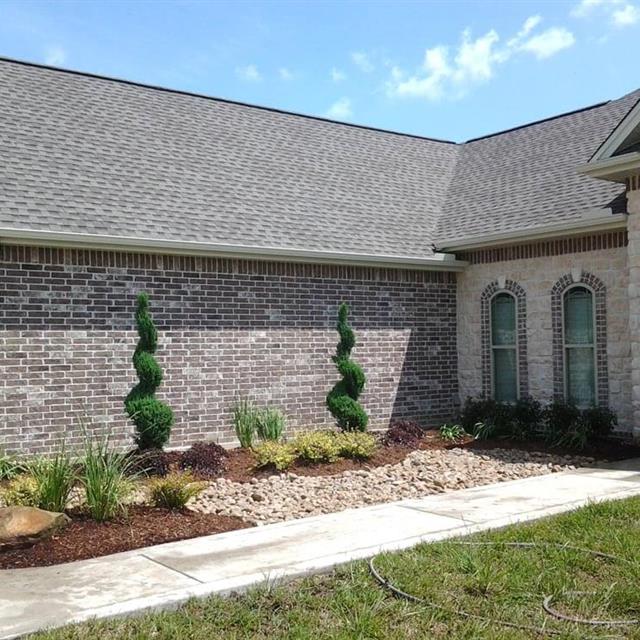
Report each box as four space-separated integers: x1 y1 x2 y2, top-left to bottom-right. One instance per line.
0 245 459 455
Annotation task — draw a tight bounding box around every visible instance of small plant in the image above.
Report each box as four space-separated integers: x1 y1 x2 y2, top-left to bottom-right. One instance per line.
233 397 258 448
125 292 174 450
82 432 136 522
180 441 227 478
29 449 77 513
439 424 467 443
293 431 341 463
335 432 378 460
1 475 39 507
253 441 297 471
127 448 173 477
473 421 496 441
326 303 368 432
0 452 25 481
383 421 425 447
511 397 544 441
255 407 286 442
149 472 207 509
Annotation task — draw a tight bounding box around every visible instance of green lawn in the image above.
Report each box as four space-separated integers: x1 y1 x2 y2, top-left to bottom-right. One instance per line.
32 497 640 640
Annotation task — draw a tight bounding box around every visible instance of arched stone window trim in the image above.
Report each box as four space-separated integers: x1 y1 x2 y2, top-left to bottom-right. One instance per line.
551 271 608 406
480 279 528 400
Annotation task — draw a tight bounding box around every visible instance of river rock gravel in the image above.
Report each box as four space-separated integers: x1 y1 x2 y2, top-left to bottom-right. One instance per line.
191 447 595 525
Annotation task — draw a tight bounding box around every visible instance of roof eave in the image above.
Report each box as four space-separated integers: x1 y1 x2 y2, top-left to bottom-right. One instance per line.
577 152 640 183
0 228 468 272
435 213 628 252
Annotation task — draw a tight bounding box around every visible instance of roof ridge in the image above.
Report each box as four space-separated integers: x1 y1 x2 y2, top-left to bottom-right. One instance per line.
0 55 458 146
464 100 611 143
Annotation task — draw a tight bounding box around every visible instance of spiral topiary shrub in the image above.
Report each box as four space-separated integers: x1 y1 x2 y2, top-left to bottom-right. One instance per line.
125 292 174 450
326 302 368 431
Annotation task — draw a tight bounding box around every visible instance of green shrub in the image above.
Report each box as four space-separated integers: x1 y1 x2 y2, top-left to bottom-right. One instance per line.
125 292 174 450
293 431 341 463
511 397 544 440
29 449 77 513
326 303 368 432
439 424 467 442
255 407 286 442
253 441 297 471
82 432 135 522
149 472 207 509
543 402 617 450
460 396 543 440
2 475 39 507
335 432 377 460
581 405 617 439
233 397 258 448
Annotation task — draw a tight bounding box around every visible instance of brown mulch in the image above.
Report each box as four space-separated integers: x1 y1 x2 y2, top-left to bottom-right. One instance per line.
0 506 251 570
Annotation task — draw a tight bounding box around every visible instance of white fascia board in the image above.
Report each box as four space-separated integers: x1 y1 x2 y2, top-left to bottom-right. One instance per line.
435 213 628 252
577 152 640 182
0 227 468 271
591 99 640 162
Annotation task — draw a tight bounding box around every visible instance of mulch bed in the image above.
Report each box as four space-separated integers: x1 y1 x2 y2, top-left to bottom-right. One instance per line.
0 506 251 570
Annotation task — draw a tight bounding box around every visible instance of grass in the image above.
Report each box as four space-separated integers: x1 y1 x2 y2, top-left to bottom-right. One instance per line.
30 496 640 639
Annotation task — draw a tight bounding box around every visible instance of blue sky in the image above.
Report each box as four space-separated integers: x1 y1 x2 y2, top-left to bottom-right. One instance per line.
0 0 639 141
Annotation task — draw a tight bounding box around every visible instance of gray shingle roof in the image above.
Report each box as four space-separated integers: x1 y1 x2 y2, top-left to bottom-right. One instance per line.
0 57 638 260
435 90 640 244
0 59 458 259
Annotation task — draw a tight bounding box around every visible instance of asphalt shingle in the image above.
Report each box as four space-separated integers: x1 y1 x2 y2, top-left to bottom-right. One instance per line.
1 58 638 259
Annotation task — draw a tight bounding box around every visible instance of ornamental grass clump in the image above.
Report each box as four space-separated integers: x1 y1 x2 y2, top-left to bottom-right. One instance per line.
149 472 207 509
0 451 25 481
326 303 368 432
125 292 174 450
82 432 136 522
233 397 258 448
255 407 286 442
29 449 77 513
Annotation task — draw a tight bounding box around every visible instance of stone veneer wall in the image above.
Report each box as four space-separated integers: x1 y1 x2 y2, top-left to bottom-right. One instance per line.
0 245 459 456
457 231 632 432
626 174 640 437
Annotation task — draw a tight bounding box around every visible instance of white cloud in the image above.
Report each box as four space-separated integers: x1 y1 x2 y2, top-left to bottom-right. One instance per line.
387 17 575 101
612 3 640 25
351 51 374 73
519 27 575 59
44 46 66 66
331 67 346 82
278 67 293 81
572 0 640 27
325 97 352 120
236 64 261 82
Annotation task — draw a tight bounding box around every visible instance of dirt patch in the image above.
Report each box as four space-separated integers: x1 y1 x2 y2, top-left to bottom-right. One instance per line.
0 506 251 570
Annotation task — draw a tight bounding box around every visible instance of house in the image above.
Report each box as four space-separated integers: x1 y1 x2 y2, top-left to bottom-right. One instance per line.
1 56 639 455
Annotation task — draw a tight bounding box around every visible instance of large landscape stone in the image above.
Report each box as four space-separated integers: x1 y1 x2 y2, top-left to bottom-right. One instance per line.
0 507 70 549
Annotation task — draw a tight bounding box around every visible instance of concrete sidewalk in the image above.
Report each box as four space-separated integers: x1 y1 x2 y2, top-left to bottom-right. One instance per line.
3 459 640 639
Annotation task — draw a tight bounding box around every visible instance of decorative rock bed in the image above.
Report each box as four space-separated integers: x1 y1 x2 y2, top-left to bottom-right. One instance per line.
192 447 595 524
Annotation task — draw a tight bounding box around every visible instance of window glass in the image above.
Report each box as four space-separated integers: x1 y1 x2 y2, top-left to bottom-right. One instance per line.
564 286 596 406
491 293 517 402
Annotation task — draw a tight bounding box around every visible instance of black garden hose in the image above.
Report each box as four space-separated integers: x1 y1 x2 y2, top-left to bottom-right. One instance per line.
368 541 639 638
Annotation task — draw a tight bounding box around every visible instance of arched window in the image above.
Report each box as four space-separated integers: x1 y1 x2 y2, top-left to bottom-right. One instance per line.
491 292 518 402
563 285 596 406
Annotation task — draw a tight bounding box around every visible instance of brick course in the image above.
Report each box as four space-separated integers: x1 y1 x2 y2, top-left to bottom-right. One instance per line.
0 245 459 455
